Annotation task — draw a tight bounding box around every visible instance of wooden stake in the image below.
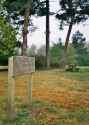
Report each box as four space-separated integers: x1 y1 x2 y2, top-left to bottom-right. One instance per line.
27 74 33 107
8 57 16 120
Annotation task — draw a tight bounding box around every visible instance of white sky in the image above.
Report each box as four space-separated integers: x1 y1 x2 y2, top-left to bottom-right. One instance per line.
27 0 89 48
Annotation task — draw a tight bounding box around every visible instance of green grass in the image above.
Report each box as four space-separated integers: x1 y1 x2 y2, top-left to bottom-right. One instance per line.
0 100 89 125
64 71 89 81
63 66 89 81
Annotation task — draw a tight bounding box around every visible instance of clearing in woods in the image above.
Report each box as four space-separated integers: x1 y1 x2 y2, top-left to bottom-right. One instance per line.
0 69 89 125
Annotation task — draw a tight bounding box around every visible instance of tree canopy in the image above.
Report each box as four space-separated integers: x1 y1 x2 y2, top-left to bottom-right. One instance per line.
0 17 17 55
3 0 46 25
3 0 46 55
0 17 18 65
56 0 88 26
72 31 89 66
56 0 89 50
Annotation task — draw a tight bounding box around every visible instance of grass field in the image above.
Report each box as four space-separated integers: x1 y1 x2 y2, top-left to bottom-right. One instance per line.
0 69 89 125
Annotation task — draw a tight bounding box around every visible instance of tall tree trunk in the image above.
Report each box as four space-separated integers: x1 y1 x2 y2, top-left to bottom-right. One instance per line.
61 21 73 68
64 21 73 51
22 8 30 56
21 0 32 56
46 0 50 68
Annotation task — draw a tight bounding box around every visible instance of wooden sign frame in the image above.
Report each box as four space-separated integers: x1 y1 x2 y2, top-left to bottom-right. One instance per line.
9 56 35 77
8 56 35 120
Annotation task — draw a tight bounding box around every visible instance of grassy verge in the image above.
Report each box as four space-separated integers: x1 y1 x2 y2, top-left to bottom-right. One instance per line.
0 99 89 125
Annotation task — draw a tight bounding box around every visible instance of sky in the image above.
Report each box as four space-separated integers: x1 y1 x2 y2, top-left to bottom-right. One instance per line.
27 0 89 48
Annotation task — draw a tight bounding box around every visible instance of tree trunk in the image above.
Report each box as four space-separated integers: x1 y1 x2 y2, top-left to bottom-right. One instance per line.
46 0 50 68
64 21 73 51
22 7 30 56
61 21 73 68
21 0 33 56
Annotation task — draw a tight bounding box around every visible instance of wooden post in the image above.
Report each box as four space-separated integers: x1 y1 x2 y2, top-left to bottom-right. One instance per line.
8 57 16 120
27 74 33 107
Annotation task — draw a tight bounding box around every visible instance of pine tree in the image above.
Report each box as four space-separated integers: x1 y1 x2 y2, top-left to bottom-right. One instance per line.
56 0 88 51
72 31 89 66
4 0 46 55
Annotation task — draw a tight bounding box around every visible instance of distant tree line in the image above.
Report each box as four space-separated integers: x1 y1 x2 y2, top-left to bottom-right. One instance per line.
23 30 89 69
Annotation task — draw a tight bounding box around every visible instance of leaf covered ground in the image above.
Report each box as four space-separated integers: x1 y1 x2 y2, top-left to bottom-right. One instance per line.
0 69 89 125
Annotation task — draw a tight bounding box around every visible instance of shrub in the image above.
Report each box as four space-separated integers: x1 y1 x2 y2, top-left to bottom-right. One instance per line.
35 55 46 69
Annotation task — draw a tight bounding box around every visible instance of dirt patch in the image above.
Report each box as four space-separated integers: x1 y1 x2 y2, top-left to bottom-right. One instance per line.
33 88 89 109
